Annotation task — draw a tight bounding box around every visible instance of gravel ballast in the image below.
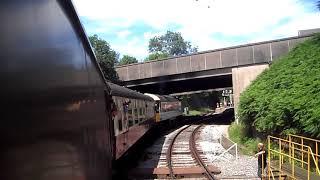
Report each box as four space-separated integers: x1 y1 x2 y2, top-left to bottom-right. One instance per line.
199 125 260 179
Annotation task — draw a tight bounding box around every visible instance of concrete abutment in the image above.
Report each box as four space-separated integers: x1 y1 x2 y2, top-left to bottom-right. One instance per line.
232 64 269 123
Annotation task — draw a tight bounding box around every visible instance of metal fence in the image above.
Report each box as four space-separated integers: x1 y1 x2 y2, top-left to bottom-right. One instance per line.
219 134 238 159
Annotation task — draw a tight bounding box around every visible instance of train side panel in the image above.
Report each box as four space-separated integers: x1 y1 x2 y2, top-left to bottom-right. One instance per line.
111 95 155 159
0 1 113 179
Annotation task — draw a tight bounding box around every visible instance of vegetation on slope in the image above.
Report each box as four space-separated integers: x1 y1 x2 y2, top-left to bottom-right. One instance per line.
238 34 320 138
229 122 261 155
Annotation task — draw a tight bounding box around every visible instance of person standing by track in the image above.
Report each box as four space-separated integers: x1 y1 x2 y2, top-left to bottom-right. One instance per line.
255 143 267 179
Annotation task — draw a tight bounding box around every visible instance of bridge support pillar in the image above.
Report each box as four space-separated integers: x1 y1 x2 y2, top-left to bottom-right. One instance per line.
232 64 269 123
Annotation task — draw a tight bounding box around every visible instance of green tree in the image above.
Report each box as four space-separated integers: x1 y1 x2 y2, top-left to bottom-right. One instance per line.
89 34 119 82
148 31 198 57
119 55 138 65
144 52 169 61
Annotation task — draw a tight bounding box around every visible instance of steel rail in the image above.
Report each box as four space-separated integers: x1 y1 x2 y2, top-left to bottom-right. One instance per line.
166 125 191 179
190 124 216 180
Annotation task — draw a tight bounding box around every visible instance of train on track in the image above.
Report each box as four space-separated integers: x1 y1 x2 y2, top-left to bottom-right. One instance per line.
109 82 182 159
0 1 181 180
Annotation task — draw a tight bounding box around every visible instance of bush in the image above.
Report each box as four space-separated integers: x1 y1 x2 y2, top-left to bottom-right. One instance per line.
229 122 247 143
238 34 320 138
229 122 261 155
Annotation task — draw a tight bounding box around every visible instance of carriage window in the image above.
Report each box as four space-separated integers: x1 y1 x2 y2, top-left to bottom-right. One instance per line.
118 119 122 131
128 100 133 127
155 102 160 113
128 109 133 127
129 119 133 127
134 108 138 116
139 105 143 122
118 99 122 111
134 108 139 124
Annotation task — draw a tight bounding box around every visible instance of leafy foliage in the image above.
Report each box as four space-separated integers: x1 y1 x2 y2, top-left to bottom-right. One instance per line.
148 31 198 57
238 35 320 138
119 55 138 65
89 34 119 83
229 122 248 143
229 122 261 155
144 52 169 61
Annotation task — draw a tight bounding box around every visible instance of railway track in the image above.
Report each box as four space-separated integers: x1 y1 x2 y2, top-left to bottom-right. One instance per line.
126 110 262 179
166 124 219 179
127 113 237 179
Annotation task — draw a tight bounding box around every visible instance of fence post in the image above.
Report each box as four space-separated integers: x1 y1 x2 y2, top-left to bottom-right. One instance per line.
279 140 282 175
292 143 295 178
268 136 271 180
235 144 238 159
308 149 310 180
316 142 319 168
289 135 292 164
302 138 304 168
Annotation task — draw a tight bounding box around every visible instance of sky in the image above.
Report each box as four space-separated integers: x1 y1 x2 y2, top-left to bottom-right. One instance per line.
73 0 320 61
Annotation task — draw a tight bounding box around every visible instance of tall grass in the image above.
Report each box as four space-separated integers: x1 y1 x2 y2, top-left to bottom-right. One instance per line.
229 122 262 155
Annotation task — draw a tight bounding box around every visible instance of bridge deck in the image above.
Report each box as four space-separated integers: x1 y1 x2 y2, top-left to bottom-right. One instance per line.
116 35 312 83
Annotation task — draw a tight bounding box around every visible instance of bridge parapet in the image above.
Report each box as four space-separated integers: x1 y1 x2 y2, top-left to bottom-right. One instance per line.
116 35 311 82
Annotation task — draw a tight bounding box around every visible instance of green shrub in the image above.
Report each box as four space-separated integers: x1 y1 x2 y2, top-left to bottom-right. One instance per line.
188 110 202 116
238 34 320 138
229 122 261 155
229 122 247 143
242 138 260 155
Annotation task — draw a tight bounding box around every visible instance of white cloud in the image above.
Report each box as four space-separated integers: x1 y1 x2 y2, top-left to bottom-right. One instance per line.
73 0 320 58
271 13 320 37
113 37 149 61
247 12 320 43
117 30 131 39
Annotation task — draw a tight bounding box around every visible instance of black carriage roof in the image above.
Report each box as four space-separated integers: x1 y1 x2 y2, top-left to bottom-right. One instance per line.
107 82 153 101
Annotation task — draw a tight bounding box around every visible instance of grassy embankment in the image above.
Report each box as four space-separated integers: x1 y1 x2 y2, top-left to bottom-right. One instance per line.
229 34 320 155
228 122 261 155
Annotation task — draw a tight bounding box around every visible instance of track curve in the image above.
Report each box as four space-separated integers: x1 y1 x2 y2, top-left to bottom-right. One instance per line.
166 124 217 179
190 124 215 180
166 125 191 178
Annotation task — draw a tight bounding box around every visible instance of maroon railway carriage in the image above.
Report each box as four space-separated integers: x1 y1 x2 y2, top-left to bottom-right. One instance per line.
0 1 114 179
107 82 155 159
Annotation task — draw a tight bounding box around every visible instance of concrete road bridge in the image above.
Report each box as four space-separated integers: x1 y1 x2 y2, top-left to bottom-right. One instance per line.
116 30 317 110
